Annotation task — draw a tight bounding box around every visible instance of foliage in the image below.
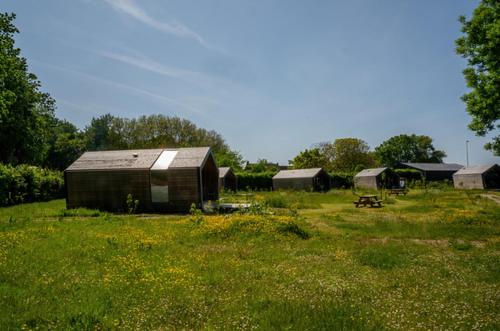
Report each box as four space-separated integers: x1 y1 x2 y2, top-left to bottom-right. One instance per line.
0 13 57 166
319 138 377 173
330 172 354 188
126 194 139 214
0 163 64 206
44 118 86 170
289 147 328 169
394 168 424 182
244 159 280 173
292 138 377 173
236 171 275 190
456 0 500 155
375 134 446 167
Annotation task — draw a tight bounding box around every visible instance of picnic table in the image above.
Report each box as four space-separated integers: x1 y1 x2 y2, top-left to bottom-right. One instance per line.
388 188 408 196
353 195 383 208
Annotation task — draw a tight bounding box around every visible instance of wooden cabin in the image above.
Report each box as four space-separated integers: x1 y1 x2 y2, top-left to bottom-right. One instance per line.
218 167 237 191
453 164 500 189
65 147 218 213
398 162 463 181
354 167 400 190
273 168 330 191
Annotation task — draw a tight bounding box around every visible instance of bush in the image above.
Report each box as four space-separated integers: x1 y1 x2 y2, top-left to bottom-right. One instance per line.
0 163 64 206
329 173 354 188
236 171 275 191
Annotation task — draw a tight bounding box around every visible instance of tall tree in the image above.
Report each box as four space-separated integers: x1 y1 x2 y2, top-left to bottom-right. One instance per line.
290 148 328 170
456 0 500 155
0 13 55 165
375 134 446 168
44 118 86 170
320 138 377 173
83 113 242 167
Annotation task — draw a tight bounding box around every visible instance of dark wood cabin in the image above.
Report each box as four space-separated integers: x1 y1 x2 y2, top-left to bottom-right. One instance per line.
354 167 400 190
65 147 218 213
273 168 330 191
398 162 463 181
453 164 500 189
219 167 237 192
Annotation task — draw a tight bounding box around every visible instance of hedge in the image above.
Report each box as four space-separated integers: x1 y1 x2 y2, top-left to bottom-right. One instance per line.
330 173 354 188
0 164 64 206
236 171 275 191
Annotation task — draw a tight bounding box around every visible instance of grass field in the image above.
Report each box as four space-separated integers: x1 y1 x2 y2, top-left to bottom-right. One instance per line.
0 189 499 330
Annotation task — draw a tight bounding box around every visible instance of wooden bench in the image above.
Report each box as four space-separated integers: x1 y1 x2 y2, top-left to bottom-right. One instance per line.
354 195 383 208
388 189 408 196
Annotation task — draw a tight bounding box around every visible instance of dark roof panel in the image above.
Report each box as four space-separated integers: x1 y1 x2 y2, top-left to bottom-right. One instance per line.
401 162 463 172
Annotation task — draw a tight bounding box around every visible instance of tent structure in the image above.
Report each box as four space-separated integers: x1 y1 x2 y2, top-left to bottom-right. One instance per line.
453 164 500 189
219 167 237 191
398 162 463 181
65 147 218 213
273 168 330 191
354 167 400 190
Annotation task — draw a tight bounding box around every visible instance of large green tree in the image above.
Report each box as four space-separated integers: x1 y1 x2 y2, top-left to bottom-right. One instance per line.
320 138 377 173
0 13 56 165
456 0 500 155
84 113 243 168
375 134 446 168
290 148 328 170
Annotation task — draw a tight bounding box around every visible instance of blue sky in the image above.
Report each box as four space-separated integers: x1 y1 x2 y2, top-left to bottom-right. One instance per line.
3 0 499 165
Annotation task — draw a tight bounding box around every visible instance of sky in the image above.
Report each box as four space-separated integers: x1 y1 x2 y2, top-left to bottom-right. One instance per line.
3 0 499 165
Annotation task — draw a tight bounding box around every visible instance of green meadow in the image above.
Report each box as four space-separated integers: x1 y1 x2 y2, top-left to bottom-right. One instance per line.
0 189 499 330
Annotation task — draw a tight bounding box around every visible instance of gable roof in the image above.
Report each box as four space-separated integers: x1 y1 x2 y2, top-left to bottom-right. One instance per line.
454 164 498 175
66 147 211 171
354 167 388 178
400 162 463 172
273 168 323 179
219 167 232 178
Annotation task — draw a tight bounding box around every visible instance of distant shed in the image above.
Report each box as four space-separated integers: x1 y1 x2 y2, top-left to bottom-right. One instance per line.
398 162 463 181
453 164 500 189
65 147 218 213
273 168 330 191
219 167 237 191
354 168 400 190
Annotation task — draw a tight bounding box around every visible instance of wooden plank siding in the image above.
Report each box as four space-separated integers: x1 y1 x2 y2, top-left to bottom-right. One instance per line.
66 170 152 212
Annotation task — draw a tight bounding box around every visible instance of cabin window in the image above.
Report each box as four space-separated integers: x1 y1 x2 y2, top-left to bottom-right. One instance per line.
151 185 168 203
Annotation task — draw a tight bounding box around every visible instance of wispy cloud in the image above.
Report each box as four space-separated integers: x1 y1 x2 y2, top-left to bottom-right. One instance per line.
97 50 202 83
37 61 205 116
103 0 210 49
95 50 230 95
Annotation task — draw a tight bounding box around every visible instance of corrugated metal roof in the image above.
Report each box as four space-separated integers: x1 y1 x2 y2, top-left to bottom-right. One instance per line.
66 147 211 171
273 168 323 179
454 164 497 175
354 167 388 178
219 167 231 178
401 162 463 172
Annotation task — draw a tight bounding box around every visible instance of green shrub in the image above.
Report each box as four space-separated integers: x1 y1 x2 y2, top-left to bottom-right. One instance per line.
330 173 354 188
0 163 64 206
236 171 275 190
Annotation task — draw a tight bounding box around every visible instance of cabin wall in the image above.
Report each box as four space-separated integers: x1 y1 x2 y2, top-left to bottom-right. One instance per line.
453 174 484 189
273 178 314 191
65 170 152 212
165 168 201 212
354 176 379 190
220 172 237 191
201 155 219 201
484 168 500 189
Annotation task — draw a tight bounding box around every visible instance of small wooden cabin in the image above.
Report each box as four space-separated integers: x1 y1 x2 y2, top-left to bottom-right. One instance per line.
219 167 237 191
398 162 463 181
273 168 330 191
354 167 399 190
453 164 500 189
65 147 218 213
